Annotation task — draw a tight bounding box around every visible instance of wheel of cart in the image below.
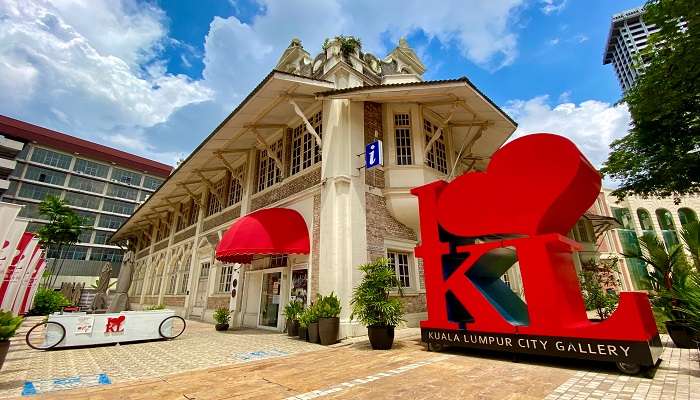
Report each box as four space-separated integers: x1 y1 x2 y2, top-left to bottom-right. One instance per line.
159 315 186 339
26 321 66 350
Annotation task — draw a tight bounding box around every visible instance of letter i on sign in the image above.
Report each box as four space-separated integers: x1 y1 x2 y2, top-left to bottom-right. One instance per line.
365 140 383 170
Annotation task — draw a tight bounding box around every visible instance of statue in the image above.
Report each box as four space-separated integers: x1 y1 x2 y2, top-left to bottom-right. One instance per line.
90 263 112 311
107 251 134 313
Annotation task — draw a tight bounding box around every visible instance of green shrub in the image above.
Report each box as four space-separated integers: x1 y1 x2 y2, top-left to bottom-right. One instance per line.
283 300 304 320
213 308 231 325
316 292 341 318
30 288 71 315
0 311 23 341
350 258 404 327
144 304 165 311
298 303 318 328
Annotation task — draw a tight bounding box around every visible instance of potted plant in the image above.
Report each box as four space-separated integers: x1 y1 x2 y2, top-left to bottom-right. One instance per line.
283 300 303 337
351 258 404 350
0 311 23 369
298 306 310 341
631 231 697 348
317 292 341 345
307 303 320 343
213 308 231 331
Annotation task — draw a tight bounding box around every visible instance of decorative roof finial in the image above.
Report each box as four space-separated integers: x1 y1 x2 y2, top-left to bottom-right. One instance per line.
399 37 409 48
290 38 302 47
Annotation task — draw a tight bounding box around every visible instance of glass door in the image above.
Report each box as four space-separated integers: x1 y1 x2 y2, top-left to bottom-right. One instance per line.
258 271 282 328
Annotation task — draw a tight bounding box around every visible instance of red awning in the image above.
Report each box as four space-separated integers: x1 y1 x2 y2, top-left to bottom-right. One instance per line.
215 208 310 263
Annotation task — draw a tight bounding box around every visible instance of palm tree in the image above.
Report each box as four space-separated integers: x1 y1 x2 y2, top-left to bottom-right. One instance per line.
628 233 691 319
36 196 83 288
681 221 700 271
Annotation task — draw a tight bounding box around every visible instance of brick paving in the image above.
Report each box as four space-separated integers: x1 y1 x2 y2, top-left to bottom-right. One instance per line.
0 316 323 398
0 318 698 399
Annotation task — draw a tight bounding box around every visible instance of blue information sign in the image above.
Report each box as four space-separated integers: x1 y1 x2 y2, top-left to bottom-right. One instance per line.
365 140 383 170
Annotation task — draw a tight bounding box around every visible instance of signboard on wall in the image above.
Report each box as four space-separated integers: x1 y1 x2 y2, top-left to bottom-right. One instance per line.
413 133 662 373
365 140 383 170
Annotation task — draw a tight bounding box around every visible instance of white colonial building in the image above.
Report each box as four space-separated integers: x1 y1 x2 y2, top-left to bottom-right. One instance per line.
111 37 518 337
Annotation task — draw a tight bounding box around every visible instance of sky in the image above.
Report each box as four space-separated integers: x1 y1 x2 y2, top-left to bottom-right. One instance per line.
0 0 643 170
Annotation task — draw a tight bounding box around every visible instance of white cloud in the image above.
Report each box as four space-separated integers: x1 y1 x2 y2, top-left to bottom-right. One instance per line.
504 95 632 168
0 0 213 163
548 37 560 45
0 0 527 164
540 0 567 15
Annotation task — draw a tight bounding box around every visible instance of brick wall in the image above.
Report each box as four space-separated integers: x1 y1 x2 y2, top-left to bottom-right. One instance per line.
141 296 158 305
364 101 385 188
163 296 185 307
203 205 241 232
365 193 417 261
250 167 321 211
207 296 229 310
310 192 321 300
397 293 426 314
173 225 196 244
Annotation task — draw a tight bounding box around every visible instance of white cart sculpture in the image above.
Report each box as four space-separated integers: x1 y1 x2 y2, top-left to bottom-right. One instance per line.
25 251 186 350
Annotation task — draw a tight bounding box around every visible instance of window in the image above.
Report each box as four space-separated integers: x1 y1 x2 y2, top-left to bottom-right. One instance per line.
24 166 66 186
501 272 511 288
200 261 211 278
678 208 698 226
64 192 100 210
107 183 138 200
139 191 150 202
257 138 283 192
110 168 142 186
228 166 245 206
98 214 126 230
291 111 322 175
102 198 134 215
612 207 634 230
206 176 228 217
387 251 411 288
218 264 234 292
75 211 97 227
573 219 592 243
17 145 29 160
178 256 191 295
15 201 42 219
394 113 412 165
656 208 679 249
269 255 287 268
89 247 122 262
424 118 448 174
18 183 62 200
143 176 163 190
10 162 24 178
49 245 87 260
93 231 111 244
73 158 108 178
166 264 177 295
155 214 171 242
30 147 72 169
69 175 105 194
78 230 93 243
637 208 654 232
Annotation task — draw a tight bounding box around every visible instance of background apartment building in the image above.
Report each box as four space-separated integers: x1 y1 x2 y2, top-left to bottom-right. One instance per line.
0 115 172 288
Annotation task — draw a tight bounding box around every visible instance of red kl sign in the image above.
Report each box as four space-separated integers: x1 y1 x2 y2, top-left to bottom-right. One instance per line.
413 133 661 373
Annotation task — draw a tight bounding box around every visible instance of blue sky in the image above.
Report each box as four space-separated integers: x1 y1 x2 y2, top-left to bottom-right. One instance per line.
0 0 641 168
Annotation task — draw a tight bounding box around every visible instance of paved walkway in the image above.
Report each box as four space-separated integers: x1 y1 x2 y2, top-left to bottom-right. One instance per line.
0 317 323 398
1 318 698 399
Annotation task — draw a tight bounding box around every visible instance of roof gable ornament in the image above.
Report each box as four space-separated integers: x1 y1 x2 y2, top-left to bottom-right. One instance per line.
382 37 426 84
275 38 312 76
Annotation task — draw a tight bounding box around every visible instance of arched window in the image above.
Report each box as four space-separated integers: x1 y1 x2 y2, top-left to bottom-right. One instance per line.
678 208 698 226
656 208 679 249
637 208 654 232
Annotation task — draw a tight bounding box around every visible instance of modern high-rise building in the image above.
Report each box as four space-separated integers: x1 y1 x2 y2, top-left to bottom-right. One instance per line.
0 115 172 287
603 6 660 91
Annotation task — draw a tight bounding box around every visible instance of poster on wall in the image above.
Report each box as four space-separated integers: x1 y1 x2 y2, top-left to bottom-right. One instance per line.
75 316 94 334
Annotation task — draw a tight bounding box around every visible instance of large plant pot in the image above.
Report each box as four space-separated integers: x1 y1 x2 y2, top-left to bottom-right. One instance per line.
298 325 308 341
287 319 299 336
319 317 339 345
308 322 320 343
215 323 229 331
665 320 698 349
368 325 395 350
0 340 8 370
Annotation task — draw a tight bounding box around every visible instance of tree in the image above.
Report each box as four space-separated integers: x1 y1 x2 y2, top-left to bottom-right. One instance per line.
579 258 621 320
601 0 699 202
36 196 84 288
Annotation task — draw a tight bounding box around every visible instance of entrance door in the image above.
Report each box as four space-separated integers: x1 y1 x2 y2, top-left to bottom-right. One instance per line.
258 271 282 329
190 261 210 318
242 271 262 327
